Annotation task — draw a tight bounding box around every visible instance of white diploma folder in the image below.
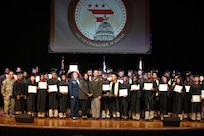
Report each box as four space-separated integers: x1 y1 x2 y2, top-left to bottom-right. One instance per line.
48 85 58 92
131 85 140 90
69 65 78 72
144 83 153 90
119 89 128 97
185 85 191 93
192 95 201 102
35 76 40 82
159 84 168 91
173 85 183 93
118 80 123 84
59 86 68 93
48 74 52 79
202 90 204 99
28 85 37 93
102 84 110 91
38 82 47 89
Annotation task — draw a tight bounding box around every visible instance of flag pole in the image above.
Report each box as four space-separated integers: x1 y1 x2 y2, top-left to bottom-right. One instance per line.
139 57 143 70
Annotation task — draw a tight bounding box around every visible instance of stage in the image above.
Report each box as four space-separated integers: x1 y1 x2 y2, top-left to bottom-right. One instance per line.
0 107 204 136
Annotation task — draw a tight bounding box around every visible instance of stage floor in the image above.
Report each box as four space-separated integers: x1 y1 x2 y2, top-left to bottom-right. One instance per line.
0 116 204 131
0 107 204 136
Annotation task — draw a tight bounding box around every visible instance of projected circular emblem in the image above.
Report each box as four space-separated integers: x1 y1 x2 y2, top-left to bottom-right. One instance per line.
68 0 130 48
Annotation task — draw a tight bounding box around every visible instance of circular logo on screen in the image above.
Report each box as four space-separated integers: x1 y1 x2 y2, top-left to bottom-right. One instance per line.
68 0 131 48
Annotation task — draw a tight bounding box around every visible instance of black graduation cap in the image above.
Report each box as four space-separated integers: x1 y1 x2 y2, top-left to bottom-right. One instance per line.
164 70 170 73
16 72 22 75
98 68 103 71
42 71 49 74
117 68 124 73
111 72 119 78
60 72 66 77
145 69 151 73
30 73 36 77
86 68 93 72
193 74 199 78
51 68 57 73
199 73 204 77
128 69 133 72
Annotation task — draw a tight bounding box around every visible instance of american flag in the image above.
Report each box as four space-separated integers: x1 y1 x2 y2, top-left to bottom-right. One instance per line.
139 57 143 70
103 56 106 72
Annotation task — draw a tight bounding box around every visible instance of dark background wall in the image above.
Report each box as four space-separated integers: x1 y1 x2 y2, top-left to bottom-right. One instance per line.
1 0 203 76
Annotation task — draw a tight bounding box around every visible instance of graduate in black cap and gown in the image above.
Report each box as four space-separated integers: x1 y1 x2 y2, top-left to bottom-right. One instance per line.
47 70 60 118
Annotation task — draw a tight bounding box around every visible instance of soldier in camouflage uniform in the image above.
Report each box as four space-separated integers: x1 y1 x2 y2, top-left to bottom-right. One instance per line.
1 71 16 117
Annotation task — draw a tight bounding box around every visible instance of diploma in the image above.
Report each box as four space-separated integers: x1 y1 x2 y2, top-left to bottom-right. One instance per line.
107 77 112 81
102 84 110 91
144 83 153 90
192 95 201 102
38 82 47 89
48 85 58 92
131 85 140 90
59 86 68 93
173 85 183 93
28 85 37 93
159 84 168 91
69 65 78 72
185 85 191 93
119 89 128 97
35 76 40 82
48 74 52 79
118 80 123 84
202 90 204 99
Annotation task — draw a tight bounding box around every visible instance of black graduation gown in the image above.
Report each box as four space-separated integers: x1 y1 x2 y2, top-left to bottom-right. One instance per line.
143 79 158 111
101 80 111 111
13 80 27 112
158 83 170 114
183 83 192 114
189 83 202 113
130 82 142 113
37 80 48 112
26 81 38 112
172 83 186 114
47 78 59 109
120 82 131 116
58 81 69 113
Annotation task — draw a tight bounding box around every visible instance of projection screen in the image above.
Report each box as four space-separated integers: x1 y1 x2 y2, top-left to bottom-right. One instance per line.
49 0 151 54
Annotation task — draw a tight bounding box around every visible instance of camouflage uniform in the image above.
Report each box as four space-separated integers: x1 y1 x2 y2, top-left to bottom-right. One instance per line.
1 78 15 116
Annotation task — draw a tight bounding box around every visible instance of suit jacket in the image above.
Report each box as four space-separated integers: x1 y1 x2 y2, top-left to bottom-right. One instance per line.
79 79 92 100
69 78 80 97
